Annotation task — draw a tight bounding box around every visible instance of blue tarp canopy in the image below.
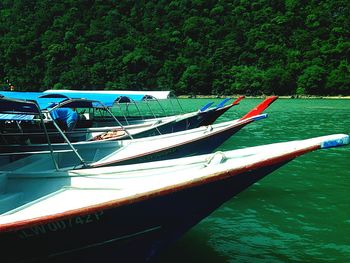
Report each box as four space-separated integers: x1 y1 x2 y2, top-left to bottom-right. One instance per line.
42 89 172 101
0 91 42 101
0 91 61 109
0 91 123 107
1 89 173 108
0 96 67 114
40 91 144 107
0 92 107 109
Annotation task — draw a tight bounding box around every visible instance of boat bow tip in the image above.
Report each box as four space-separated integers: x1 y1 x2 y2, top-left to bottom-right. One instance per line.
251 113 268 121
321 134 350 149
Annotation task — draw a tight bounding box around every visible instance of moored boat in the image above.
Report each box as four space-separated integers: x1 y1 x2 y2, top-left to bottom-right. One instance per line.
0 97 276 170
0 94 244 143
0 133 348 262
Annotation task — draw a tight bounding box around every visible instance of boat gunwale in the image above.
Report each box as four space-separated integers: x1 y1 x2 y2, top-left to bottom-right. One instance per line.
0 143 320 232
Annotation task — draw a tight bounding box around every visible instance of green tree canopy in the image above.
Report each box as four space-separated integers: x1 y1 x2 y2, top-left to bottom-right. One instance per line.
0 0 349 96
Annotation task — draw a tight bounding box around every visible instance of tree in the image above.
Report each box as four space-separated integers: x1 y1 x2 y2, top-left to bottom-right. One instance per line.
297 65 327 95
326 60 350 95
0 0 349 95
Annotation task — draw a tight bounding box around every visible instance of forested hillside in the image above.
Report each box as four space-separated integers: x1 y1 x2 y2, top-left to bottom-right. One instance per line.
0 0 349 95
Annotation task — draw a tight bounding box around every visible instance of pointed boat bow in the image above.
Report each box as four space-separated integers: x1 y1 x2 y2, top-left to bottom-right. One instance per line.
240 96 278 120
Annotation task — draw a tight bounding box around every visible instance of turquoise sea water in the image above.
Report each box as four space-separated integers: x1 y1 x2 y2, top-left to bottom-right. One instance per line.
156 98 350 263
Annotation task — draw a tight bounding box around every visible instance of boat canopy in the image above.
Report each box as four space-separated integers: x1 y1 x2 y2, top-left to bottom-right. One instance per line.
0 97 41 114
0 96 105 114
46 98 106 110
42 89 173 101
0 97 41 121
1 90 175 108
0 91 43 100
0 92 69 109
39 92 142 106
1 90 174 101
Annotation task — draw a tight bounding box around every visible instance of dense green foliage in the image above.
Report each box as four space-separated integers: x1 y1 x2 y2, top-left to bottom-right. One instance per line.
0 0 349 95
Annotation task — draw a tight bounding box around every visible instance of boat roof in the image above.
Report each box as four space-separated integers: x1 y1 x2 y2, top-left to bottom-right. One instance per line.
47 98 107 110
0 92 131 108
0 91 42 100
0 97 42 114
40 92 143 106
0 98 42 122
0 96 108 117
42 90 174 102
0 90 175 108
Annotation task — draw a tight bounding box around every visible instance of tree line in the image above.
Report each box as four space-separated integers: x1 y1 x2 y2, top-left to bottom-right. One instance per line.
0 0 349 96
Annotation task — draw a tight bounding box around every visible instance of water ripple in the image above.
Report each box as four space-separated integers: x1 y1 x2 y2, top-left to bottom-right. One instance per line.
158 99 350 262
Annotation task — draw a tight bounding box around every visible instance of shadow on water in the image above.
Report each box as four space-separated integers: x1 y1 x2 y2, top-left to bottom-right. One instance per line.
153 228 229 263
